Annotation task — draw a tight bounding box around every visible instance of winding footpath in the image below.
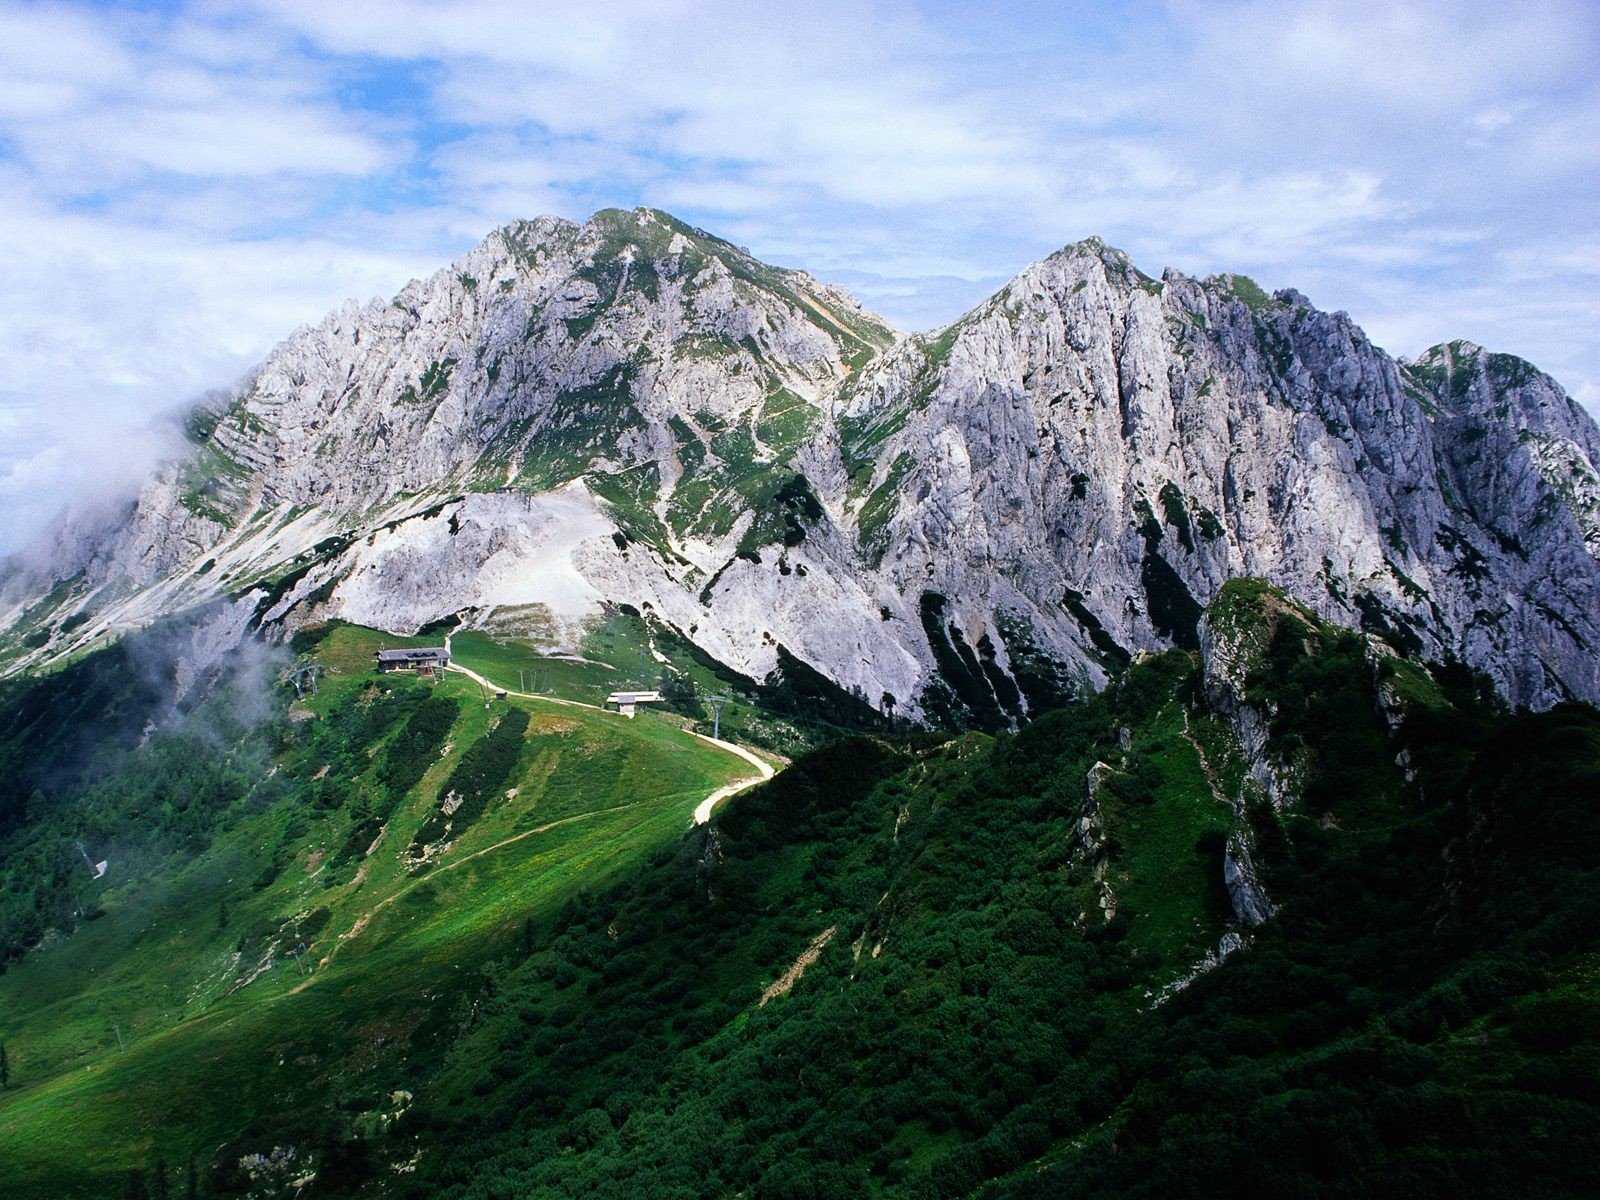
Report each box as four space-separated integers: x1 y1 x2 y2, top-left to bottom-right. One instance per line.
305 798 653 985
309 671 776 984
690 734 775 824
441 640 775 825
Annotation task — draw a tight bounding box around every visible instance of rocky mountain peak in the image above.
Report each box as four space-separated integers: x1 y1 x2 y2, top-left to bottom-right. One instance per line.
813 238 1600 713
181 207 894 525
3 215 1597 719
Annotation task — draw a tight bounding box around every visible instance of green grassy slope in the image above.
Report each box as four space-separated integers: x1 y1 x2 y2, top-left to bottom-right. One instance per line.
451 609 888 756
4 588 1599 1199
0 623 754 1197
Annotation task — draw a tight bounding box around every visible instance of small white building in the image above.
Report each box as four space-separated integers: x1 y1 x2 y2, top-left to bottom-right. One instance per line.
605 690 662 718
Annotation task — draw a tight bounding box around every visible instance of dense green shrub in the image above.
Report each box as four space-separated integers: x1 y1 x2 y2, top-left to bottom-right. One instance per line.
370 606 1600 1200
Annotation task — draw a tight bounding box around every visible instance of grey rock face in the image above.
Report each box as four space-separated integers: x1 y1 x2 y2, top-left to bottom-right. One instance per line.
4 212 1598 718
1076 761 1118 923
1196 587 1310 810
1222 837 1274 928
832 246 1600 714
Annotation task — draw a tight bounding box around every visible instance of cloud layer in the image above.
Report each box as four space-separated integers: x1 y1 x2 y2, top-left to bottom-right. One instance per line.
1 0 1596 550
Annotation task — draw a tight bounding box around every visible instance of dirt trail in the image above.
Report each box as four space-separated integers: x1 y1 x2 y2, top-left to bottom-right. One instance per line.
442 650 775 824
445 658 600 713
691 734 775 825
284 652 777 993
1180 709 1230 809
760 925 837 1006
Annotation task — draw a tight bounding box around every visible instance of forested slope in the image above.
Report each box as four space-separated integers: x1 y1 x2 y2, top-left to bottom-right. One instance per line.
366 585 1600 1197
0 622 753 1197
1 583 1596 1197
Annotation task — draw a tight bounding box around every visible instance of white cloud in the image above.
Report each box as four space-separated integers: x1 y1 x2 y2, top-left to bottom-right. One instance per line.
0 189 448 553
243 0 642 68
0 0 1596 553
1 3 394 193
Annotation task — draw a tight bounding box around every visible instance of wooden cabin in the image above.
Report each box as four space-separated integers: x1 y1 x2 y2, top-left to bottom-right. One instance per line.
376 647 451 675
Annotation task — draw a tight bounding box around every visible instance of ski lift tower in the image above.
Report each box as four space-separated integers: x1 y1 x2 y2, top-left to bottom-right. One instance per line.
286 661 320 698
707 695 730 741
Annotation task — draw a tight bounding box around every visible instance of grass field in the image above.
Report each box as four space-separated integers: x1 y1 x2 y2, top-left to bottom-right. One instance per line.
449 617 813 754
0 623 757 1196
451 627 647 707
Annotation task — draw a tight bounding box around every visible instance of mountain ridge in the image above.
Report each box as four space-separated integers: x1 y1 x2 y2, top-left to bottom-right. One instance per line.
3 206 1598 716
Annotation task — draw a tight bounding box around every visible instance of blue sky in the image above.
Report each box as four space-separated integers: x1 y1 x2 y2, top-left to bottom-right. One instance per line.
0 0 1596 548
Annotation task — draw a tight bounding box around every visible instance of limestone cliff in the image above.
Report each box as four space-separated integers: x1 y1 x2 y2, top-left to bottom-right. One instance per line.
4 210 1597 719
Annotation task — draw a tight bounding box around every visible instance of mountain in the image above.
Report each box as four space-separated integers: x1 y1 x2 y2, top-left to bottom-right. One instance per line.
4 207 1599 716
5 209 1598 1196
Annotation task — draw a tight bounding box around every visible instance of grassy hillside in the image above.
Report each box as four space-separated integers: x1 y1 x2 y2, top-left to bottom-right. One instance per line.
450 607 889 755
3 587 1598 1198
0 623 756 1197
